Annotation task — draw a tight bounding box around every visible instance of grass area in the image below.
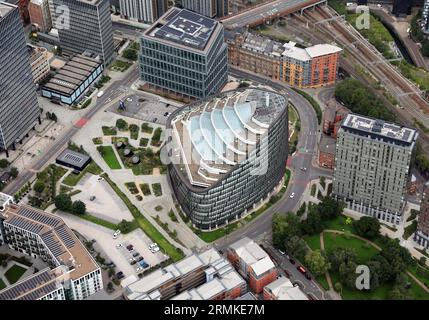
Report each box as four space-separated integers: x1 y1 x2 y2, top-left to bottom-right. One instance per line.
80 214 118 231
408 263 429 288
62 161 103 186
102 126 117 136
125 182 139 194
4 264 27 284
0 278 5 290
310 184 317 197
396 61 429 94
141 123 153 134
328 0 346 15
403 221 418 240
140 183 151 196
251 24 290 43
109 59 132 72
152 183 162 197
316 274 330 291
324 214 354 233
97 146 122 169
140 138 149 147
101 173 184 261
129 124 139 140
92 137 102 145
151 127 163 147
292 88 322 124
323 232 379 264
304 234 321 251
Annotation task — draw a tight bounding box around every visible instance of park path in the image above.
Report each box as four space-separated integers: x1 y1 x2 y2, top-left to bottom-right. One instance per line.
322 230 429 294
319 232 334 290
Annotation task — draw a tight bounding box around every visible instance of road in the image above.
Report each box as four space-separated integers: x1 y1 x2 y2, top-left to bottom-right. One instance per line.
3 66 140 195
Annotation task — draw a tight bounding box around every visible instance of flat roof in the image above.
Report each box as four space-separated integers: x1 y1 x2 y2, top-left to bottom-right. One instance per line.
168 88 287 188
56 148 91 167
0 203 99 300
0 1 14 18
144 7 220 52
320 135 336 155
264 277 309 300
341 113 418 146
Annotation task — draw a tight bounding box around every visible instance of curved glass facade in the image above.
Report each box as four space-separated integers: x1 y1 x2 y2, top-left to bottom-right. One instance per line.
167 89 289 230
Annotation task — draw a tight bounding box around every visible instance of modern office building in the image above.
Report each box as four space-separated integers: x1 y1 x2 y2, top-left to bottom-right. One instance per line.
0 2 41 156
332 114 418 224
119 0 167 23
139 7 228 101
228 31 342 88
176 0 228 18
53 0 115 65
28 0 51 31
41 54 103 105
263 277 308 300
0 193 103 300
124 248 246 300
414 184 429 248
227 237 278 294
166 88 288 230
28 44 50 83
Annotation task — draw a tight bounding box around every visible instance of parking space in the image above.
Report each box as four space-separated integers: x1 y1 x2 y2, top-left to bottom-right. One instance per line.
108 93 180 125
72 174 133 224
58 212 167 279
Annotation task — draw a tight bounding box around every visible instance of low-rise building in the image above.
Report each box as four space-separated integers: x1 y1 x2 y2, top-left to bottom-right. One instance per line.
0 193 103 300
227 237 278 294
27 44 50 84
56 148 91 172
41 54 103 105
124 248 246 300
263 277 308 300
228 31 341 89
318 135 336 170
322 105 349 138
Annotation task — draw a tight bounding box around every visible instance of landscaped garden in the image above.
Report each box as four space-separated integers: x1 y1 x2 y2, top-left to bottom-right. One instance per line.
116 144 163 175
97 146 122 169
62 161 103 186
4 264 27 284
109 59 132 72
152 183 162 197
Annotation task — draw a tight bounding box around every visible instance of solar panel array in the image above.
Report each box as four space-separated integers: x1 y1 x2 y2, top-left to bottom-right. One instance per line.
8 216 44 234
0 269 54 300
55 224 76 249
41 231 66 259
19 281 60 300
64 152 83 164
18 207 62 228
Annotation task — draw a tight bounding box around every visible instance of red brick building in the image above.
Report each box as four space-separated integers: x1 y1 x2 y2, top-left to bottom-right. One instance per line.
227 237 278 294
28 0 51 32
323 105 349 138
318 135 336 169
414 185 429 249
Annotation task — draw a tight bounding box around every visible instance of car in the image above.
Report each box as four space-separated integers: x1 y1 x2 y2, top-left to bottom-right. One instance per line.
300 167 307 171
116 243 123 248
136 267 142 272
164 112 169 116
149 243 158 249
289 192 295 199
150 247 160 253
137 256 144 262
130 260 137 265
132 252 140 258
139 261 149 268
297 266 307 274
126 244 134 251
153 117 157 123
90 196 96 201
126 97 132 102
116 272 124 280
113 230 121 239
97 177 104 181
278 250 285 255
97 91 104 98
289 258 296 264
305 273 312 281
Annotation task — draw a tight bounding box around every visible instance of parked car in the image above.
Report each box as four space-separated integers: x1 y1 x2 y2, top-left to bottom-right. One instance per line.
113 230 121 239
289 258 296 264
136 267 142 272
139 261 149 268
90 196 96 201
150 247 160 253
126 244 134 251
116 272 124 280
289 192 295 199
305 273 312 281
116 243 123 248
130 260 137 265
149 243 158 249
297 266 307 274
132 252 140 258
137 256 144 262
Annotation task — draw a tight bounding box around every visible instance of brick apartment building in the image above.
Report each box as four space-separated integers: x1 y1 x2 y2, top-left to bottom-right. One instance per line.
263 277 308 300
414 185 429 248
227 237 278 294
227 31 341 89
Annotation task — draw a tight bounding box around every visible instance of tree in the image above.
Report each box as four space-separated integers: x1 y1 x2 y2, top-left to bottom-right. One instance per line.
272 213 302 249
118 219 133 233
9 167 18 178
122 49 138 61
328 247 357 272
339 260 358 289
317 197 344 221
50 112 58 122
334 282 342 295
419 256 427 266
0 159 10 168
304 250 330 276
301 209 324 235
353 216 380 239
284 235 308 261
116 118 128 131
107 282 114 292
54 193 72 211
33 181 45 194
71 200 86 215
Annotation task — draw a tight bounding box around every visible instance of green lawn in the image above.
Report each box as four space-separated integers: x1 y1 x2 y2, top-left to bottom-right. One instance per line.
325 214 355 233
109 59 132 72
63 161 103 186
80 214 118 231
97 146 122 169
4 264 27 284
304 234 321 251
323 233 379 264
101 173 184 261
316 274 330 291
0 278 6 290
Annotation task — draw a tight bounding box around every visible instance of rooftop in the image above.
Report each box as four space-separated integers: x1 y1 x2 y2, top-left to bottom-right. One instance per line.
0 201 99 300
56 148 91 168
341 113 418 146
264 277 308 300
0 1 14 19
320 135 336 155
168 88 287 188
229 237 276 277
144 7 220 51
42 54 101 96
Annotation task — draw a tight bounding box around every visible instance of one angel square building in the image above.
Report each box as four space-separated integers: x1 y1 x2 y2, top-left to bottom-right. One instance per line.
167 89 289 230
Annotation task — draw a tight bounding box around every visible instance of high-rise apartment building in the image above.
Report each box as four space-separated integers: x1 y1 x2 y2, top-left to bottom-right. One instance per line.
414 185 429 248
28 0 51 31
0 2 41 156
422 0 429 33
333 114 418 224
119 0 167 23
140 7 228 101
53 0 115 65
176 0 227 18
0 193 103 300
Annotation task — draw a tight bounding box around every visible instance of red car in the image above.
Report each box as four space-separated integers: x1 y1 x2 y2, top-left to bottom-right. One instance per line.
126 244 134 251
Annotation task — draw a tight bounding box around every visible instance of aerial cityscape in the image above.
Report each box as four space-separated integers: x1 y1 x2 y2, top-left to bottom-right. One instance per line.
2 0 429 304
